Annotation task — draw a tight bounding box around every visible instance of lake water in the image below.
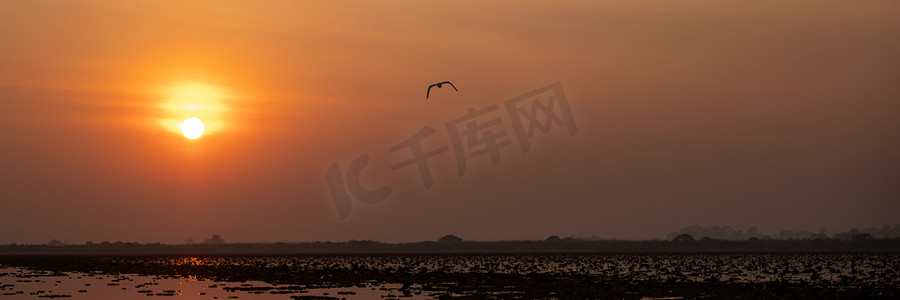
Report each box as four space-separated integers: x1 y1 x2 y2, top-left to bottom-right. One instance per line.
1 254 898 299
0 267 424 299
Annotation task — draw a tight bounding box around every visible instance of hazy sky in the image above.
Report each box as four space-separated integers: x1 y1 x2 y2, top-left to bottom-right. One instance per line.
1 0 898 244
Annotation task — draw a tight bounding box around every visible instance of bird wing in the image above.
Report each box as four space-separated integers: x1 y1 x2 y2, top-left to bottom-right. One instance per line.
445 81 458 91
426 84 436 99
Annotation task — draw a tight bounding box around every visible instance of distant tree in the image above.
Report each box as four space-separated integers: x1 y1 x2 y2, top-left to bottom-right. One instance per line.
184 237 196 245
203 234 226 244
545 235 561 242
810 233 829 240
47 239 65 246
832 232 852 240
747 227 760 238
852 233 874 241
438 235 463 243
672 234 694 242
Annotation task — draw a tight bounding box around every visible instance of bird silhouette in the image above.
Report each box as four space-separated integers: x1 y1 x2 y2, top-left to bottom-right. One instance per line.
426 81 458 99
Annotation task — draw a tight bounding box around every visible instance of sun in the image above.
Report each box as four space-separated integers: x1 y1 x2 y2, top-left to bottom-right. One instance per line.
179 117 206 139
159 83 227 139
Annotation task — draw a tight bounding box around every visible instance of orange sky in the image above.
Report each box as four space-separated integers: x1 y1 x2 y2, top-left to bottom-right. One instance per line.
1 0 898 243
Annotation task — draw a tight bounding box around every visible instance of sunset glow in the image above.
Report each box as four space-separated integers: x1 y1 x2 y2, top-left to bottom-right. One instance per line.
1 1 898 298
160 84 226 137
1 0 897 251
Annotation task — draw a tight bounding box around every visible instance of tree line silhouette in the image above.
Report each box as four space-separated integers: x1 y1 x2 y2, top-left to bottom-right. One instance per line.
1 232 898 255
666 224 900 241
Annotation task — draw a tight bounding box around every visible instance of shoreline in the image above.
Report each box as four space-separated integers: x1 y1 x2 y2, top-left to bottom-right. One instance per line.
2 239 899 256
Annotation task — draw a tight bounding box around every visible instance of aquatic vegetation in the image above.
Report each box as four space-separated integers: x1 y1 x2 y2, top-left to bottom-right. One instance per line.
1 254 898 299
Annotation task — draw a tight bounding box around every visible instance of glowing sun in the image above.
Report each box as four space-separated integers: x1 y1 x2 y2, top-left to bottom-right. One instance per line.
159 83 227 139
179 117 206 139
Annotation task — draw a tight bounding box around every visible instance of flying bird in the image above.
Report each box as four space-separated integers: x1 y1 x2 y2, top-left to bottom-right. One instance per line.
426 81 458 99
